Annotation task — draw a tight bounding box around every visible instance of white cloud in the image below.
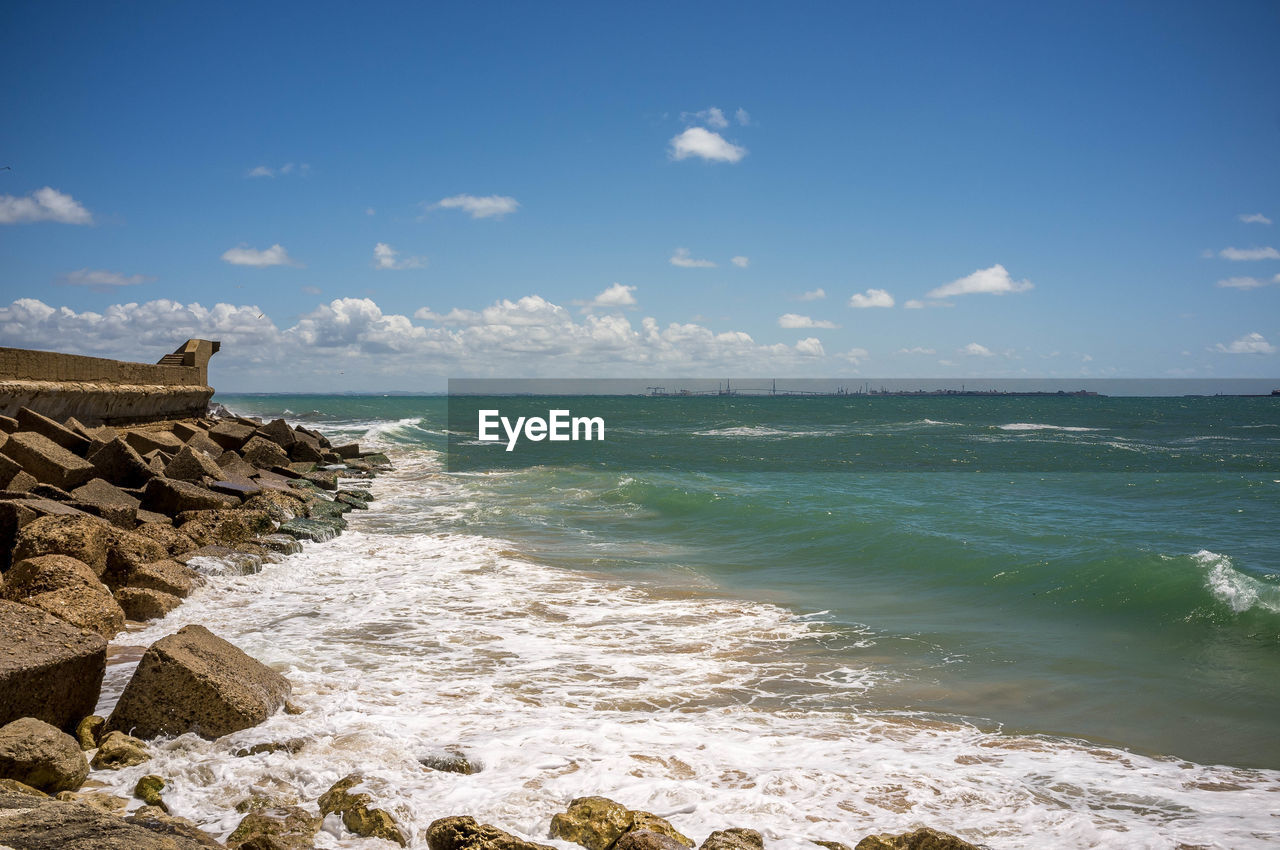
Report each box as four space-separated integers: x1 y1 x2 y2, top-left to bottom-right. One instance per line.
372 242 426 270
247 163 309 178
682 107 729 129
797 288 826 301
794 337 825 357
0 187 93 225
730 256 750 268
897 346 936 355
670 248 716 268
778 313 839 329
904 299 925 309
735 108 751 126
247 166 274 178
585 283 637 309
841 347 869 365
848 288 895 308
433 194 519 219
59 269 154 289
927 264 1033 298
960 342 994 357
1219 246 1280 261
1213 332 1276 355
1216 274 1280 290
668 127 747 163
1239 213 1272 225
221 243 300 267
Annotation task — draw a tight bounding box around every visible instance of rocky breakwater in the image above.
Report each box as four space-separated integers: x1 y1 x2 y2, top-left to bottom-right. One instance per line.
0 405 388 848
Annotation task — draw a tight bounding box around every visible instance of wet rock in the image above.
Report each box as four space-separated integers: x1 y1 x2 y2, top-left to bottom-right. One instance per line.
128 559 206 598
176 508 274 547
428 815 558 850
242 489 307 521
852 828 983 850
142 477 240 515
177 544 267 576
419 748 481 774
0 717 89 793
134 774 167 810
256 534 303 555
106 624 291 740
74 716 104 751
12 514 111 575
335 490 372 509
701 830 764 850
0 600 106 730
3 432 95 490
164 445 226 484
550 797 692 850
241 436 290 470
299 470 339 491
227 805 320 850
88 437 156 489
278 517 341 542
0 789 213 849
91 730 150 769
318 773 407 846
55 789 129 815
617 831 690 850
125 804 225 848
115 587 183 621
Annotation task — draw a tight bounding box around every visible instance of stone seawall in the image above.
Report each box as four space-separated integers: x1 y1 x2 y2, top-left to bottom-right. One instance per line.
0 341 219 425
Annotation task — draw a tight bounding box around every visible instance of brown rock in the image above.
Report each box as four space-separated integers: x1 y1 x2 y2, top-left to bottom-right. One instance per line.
116 587 182 621
852 829 983 850
616 832 690 850
128 559 205 598
137 509 176 526
0 451 24 488
241 437 290 470
550 797 635 850
125 804 225 848
12 514 111 576
0 790 214 849
333 443 362 459
70 476 141 528
0 498 37 571
2 432 96 490
74 716 104 750
215 451 259 479
700 829 763 850
106 624 292 739
0 777 48 796
124 430 185 456
318 774 406 846
0 415 17 433
91 731 150 769
134 773 167 810
15 408 92 455
255 419 298 450
135 522 197 556
142 477 240 515
0 717 89 793
23 585 126 639
0 601 106 730
172 422 205 442
227 805 321 850
209 421 257 451
2 554 103 599
88 437 156 489
6 470 38 492
164 445 226 484
103 527 171 589
177 509 274 547
428 815 558 850
287 440 324 463
55 789 129 815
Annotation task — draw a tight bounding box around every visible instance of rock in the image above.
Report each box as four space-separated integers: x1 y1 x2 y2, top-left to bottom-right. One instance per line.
333 443 362 459
0 601 106 730
241 437 290 470
134 774 167 810
74 716 104 750
231 738 306 758
91 730 150 769
852 829 983 850
701 830 763 850
135 522 197 556
23 585 126 639
216 452 260 480
209 480 262 501
164 446 226 484
335 490 372 509
88 437 156 488
125 804 225 848
0 717 89 793
0 451 26 488
176 545 266 576
106 624 291 740
124 430 185 456
103 527 171 589
255 420 298 450
0 789 213 849
115 587 182 621
0 777 47 796
176 509 274 547
2 554 103 599
241 489 306 522
318 774 407 846
208 421 257 452
287 440 323 463
299 470 339 491
419 748 481 774
128 559 205 598
172 422 204 442
277 517 341 542
15 408 92 455
617 832 690 850
142 477 241 515
256 534 302 555
550 797 692 850
28 482 74 501
226 805 320 850
70 476 141 528
428 815 558 850
56 788 130 815
0 498 37 570
2 432 96 490
12 514 111 575
0 415 17 433
185 432 226 460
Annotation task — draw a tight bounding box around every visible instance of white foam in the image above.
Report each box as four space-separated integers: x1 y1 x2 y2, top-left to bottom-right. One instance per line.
89 457 1280 849
996 423 1103 432
694 426 841 438
1193 550 1280 615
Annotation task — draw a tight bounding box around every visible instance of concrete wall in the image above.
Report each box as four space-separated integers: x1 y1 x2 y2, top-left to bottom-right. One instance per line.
0 341 220 424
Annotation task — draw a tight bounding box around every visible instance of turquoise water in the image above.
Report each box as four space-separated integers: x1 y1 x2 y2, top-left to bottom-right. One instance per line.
219 393 1280 769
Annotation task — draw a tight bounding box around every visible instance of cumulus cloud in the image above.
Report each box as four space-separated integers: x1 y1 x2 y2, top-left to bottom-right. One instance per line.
797 288 826 301
669 127 747 163
897 346 936 355
1216 274 1280 289
682 107 729 129
778 313 839 329
904 299 925 309
372 242 426 270
58 269 154 290
960 342 994 357
1239 213 1272 225
221 243 300 267
1219 246 1280 261
730 256 749 268
0 187 93 225
670 248 716 268
433 194 519 219
583 283 637 310
795 337 825 357
848 288 895 308
927 264 1033 298
1213 332 1276 355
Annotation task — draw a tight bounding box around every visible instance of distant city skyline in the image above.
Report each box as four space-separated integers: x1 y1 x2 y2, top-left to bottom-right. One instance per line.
1 1 1277 391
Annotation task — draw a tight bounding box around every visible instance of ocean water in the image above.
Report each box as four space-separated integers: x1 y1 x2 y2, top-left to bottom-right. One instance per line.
93 394 1280 849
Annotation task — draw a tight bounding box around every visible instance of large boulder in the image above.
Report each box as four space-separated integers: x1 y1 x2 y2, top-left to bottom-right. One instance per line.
70 477 141 528
550 797 692 850
106 624 291 739
318 774 407 846
208 421 257 452
617 832 689 850
134 522 198 557
124 804 225 849
124 430 185 456
428 815 558 850
852 829 983 850
164 446 225 484
227 805 321 850
103 527 171 588
142 477 240 515
0 717 89 793
22 585 126 639
128 559 205 598
88 437 156 489
175 508 274 548
0 600 106 730
15 408 92 455
240 436 290 470
1 554 101 599
115 587 182 622
2 432 96 490
700 830 763 850
90 731 150 769
0 498 38 570
255 419 298 450
0 790 214 849
12 514 111 576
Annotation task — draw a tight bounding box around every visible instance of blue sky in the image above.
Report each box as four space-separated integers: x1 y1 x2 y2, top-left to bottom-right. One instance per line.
1 1 1277 391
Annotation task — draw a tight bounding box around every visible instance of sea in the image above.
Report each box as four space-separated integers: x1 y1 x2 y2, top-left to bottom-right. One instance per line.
92 392 1280 849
